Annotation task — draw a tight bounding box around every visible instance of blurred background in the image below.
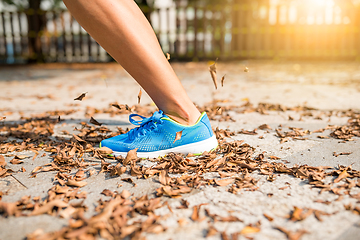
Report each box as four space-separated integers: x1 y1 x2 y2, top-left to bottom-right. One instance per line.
1 0 360 64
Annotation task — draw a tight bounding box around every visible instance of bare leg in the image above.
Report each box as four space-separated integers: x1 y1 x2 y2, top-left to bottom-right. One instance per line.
63 0 200 125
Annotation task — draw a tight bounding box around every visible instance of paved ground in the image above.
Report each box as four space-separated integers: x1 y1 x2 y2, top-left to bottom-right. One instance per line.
0 61 359 240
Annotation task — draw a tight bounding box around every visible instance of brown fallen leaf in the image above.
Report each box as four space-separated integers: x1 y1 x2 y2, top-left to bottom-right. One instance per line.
59 206 76 219
74 92 87 101
120 189 131 199
159 170 172 185
221 232 230 240
0 202 18 217
276 227 308 240
215 178 235 186
263 213 274 221
334 170 349 183
10 157 23 165
178 218 188 226
173 130 183 143
221 74 226 87
138 88 142 104
15 155 30 160
73 134 86 143
209 60 218 89
258 124 272 130
101 189 114 197
97 147 113 155
90 117 102 126
240 226 260 234
30 199 68 216
121 178 137 187
31 166 42 174
207 225 218 237
0 155 6 167
191 205 200 221
66 180 88 188
123 148 138 165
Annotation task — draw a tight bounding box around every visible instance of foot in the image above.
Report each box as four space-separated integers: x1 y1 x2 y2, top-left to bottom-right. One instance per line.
100 110 218 158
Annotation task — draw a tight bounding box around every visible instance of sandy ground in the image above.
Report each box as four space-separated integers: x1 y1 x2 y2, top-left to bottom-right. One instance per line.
0 61 359 240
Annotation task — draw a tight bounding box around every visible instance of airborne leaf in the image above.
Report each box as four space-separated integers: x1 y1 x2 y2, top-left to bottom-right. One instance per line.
90 116 102 126
209 59 218 89
74 92 87 101
173 130 183 143
138 88 142 104
221 74 226 87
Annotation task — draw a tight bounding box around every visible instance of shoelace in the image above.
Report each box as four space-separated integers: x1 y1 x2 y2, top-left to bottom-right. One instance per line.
128 110 164 140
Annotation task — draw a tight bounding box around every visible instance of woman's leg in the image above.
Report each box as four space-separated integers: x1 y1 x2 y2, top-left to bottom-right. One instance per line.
63 0 200 125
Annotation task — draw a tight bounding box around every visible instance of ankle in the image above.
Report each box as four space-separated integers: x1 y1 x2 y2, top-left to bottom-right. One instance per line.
164 107 201 126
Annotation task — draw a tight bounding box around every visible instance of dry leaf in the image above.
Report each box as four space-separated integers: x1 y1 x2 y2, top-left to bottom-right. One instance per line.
240 226 260 234
10 158 23 165
191 205 200 221
334 170 349 183
221 74 226 87
207 225 218 237
30 199 68 216
221 232 229 240
0 155 6 167
178 218 188 226
66 180 88 188
173 130 183 143
101 189 114 197
123 148 138 165
120 189 131 199
209 61 218 89
90 117 102 126
97 147 113 155
0 116 6 121
31 166 42 173
138 88 142 104
14 155 30 160
215 178 235 186
59 206 76 219
73 134 86 143
159 170 171 185
74 92 87 101
276 227 308 240
263 213 274 221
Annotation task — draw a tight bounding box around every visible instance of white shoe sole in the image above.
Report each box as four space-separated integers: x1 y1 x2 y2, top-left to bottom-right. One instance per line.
112 135 218 158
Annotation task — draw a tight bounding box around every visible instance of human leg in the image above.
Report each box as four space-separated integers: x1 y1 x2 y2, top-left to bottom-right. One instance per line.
62 0 200 125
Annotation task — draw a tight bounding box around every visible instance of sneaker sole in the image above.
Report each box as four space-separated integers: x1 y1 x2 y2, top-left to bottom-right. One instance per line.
111 135 218 158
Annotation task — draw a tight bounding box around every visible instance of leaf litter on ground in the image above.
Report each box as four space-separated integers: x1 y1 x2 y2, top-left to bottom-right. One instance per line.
0 100 359 240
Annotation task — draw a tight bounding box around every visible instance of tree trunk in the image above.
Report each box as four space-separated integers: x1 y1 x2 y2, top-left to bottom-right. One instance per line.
26 0 45 63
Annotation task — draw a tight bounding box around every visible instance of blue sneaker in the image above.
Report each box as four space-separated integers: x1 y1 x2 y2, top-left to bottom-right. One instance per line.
100 110 218 158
